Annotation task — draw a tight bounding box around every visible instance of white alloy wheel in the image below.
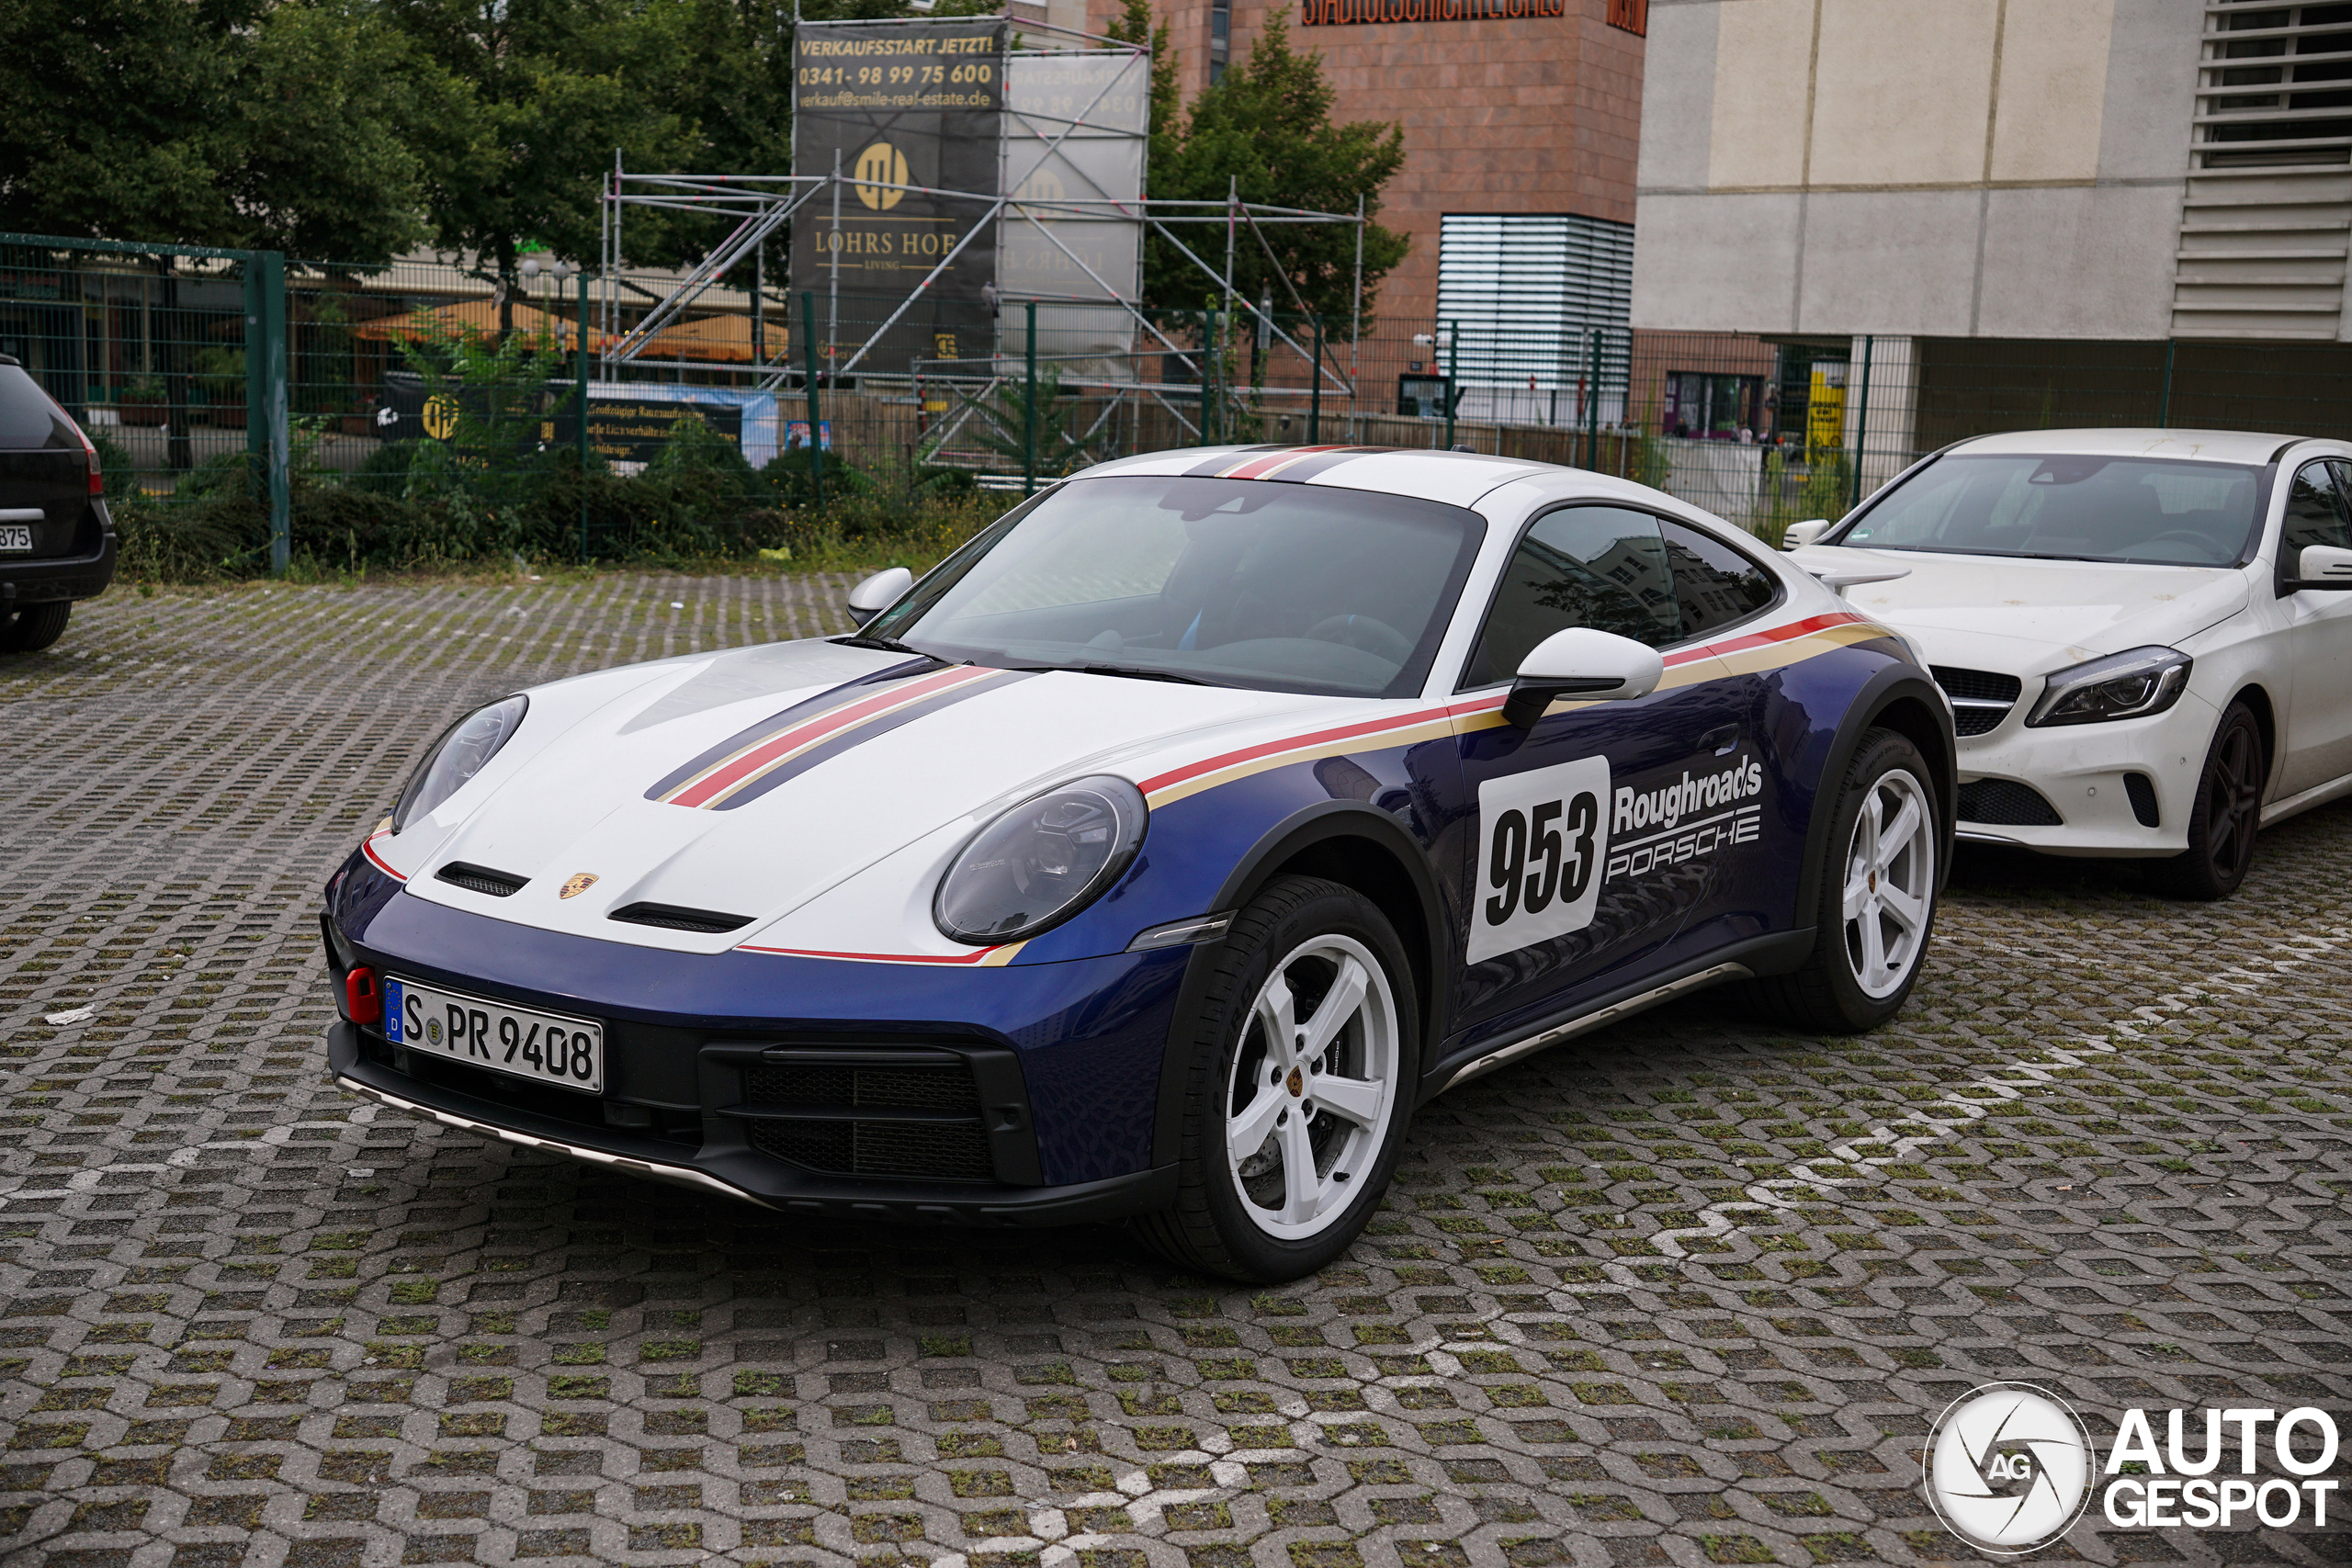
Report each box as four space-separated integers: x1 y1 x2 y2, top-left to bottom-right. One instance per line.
1841 768 1935 998
1222 933 1401 1241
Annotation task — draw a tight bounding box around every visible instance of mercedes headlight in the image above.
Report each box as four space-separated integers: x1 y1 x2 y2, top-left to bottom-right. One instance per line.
390 694 529 831
2025 647 2192 728
934 774 1148 945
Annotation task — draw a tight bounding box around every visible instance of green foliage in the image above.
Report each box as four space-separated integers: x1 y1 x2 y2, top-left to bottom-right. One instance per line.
1798 449 1853 525
1754 446 1794 550
1143 15 1409 327
942 370 1102 477
0 0 439 264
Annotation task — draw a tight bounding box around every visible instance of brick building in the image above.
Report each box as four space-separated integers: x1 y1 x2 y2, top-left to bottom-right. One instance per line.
1070 0 1651 420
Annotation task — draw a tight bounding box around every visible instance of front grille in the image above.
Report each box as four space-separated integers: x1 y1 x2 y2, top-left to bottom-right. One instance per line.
1932 667 2022 737
736 1053 992 1181
746 1117 993 1180
1957 779 2065 827
610 901 752 933
744 1063 979 1113
436 862 527 897
2124 773 2161 829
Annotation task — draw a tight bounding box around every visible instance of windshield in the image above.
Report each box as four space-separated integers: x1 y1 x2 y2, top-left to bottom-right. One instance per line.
862 475 1486 698
1836 455 2264 567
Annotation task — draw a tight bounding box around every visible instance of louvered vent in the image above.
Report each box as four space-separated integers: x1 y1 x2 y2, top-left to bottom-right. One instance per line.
609 902 752 934
2174 2 2352 339
435 863 527 897
1437 215 1633 424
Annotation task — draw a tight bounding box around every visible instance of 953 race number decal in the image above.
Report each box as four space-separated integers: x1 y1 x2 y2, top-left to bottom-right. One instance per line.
1467 755 1611 964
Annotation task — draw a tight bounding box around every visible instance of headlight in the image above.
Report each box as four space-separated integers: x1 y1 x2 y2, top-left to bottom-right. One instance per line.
390 694 528 831
933 774 1148 945
2025 647 2192 728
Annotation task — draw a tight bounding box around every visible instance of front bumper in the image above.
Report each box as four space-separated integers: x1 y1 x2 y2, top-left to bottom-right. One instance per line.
3 510 116 604
1950 687 2219 857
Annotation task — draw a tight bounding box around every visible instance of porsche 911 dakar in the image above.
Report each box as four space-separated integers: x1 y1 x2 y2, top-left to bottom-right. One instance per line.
320 445 1955 1280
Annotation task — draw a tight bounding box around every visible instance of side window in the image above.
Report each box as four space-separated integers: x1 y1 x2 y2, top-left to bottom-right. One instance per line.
1659 518 1780 637
1463 506 1679 687
2281 462 2351 558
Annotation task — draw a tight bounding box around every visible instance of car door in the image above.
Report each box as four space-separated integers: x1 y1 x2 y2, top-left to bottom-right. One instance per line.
2277 459 2352 795
1441 503 1751 1055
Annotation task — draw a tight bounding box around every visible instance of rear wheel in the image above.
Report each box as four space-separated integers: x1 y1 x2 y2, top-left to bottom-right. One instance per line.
2148 702 2264 901
0 600 69 653
1747 728 1940 1032
1134 875 1416 1283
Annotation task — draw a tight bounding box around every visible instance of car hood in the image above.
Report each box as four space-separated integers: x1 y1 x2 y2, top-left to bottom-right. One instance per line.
373 637 1368 954
1791 546 2250 673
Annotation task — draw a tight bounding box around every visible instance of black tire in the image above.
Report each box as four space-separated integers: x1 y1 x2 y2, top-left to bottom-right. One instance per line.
2147 702 2264 901
0 600 70 653
1133 875 1419 1284
1747 728 1941 1033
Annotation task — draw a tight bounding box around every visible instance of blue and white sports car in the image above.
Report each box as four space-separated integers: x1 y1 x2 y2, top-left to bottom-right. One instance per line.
322 446 1954 1280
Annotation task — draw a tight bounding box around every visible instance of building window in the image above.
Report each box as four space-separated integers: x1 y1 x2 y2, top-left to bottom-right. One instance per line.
1436 213 1634 426
2199 1 2352 167
1606 0 1648 36
1209 0 1229 83
1663 372 1763 441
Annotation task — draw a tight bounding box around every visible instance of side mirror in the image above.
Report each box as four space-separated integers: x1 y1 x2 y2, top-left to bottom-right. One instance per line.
1781 519 1832 548
846 566 914 626
1503 627 1665 728
2292 544 2352 590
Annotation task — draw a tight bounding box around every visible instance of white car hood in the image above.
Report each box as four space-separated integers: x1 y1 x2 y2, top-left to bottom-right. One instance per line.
371 637 1373 954
1792 546 2250 672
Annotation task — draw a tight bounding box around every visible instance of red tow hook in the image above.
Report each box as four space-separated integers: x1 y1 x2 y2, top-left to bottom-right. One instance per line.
345 965 382 1025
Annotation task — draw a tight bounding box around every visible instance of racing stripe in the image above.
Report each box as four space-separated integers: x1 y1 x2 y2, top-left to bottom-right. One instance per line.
651 664 1011 810
734 940 1029 966
1182 446 1284 477
361 834 407 881
704 669 1035 811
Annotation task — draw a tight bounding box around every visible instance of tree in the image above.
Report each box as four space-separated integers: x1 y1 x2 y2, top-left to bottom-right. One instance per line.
0 0 442 265
1140 15 1408 331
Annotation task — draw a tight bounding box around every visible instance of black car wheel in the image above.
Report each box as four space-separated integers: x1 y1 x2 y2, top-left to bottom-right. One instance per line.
2149 702 2264 901
1 600 69 653
1136 875 1418 1283
1747 728 1941 1033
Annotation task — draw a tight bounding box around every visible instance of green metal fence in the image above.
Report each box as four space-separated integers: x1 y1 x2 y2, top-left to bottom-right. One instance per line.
11 228 2352 576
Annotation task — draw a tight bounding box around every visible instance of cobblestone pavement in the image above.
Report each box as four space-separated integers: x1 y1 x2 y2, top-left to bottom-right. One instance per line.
3 575 2347 1568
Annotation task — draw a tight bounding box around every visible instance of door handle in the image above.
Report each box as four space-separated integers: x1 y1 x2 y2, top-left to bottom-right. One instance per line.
1698 724 1740 756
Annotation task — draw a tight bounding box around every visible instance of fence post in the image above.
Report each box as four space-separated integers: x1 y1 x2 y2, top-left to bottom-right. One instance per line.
1024 300 1038 495
2157 339 2176 428
1309 314 1323 445
577 267 592 563
243 251 289 575
1585 331 1600 472
800 290 824 508
1849 333 1873 513
1442 320 1456 452
1205 309 1220 446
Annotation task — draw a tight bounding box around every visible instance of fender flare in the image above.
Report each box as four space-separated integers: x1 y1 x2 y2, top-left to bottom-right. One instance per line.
1784 661 1957 950
1147 800 1453 1170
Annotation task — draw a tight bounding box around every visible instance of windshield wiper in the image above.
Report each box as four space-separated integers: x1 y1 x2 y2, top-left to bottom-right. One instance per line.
833 633 926 654
1021 661 1227 687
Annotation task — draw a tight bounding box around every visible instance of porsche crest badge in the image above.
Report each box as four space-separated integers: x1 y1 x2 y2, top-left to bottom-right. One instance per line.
559 873 599 900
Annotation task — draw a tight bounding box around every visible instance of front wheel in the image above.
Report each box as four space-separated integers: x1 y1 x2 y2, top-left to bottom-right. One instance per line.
2147 702 2264 901
1747 728 1941 1032
1134 875 1417 1283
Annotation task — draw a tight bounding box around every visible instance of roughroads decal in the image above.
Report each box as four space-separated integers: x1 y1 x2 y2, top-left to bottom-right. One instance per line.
1607 754 1765 882
1468 755 1611 964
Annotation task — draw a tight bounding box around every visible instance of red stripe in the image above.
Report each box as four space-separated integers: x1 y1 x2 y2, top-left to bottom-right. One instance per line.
1225 445 1351 481
362 836 406 882
671 666 991 808
1138 703 1459 796
737 943 1002 965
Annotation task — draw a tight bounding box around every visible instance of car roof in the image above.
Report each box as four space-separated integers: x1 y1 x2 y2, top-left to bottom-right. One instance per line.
1942 427 2327 465
1076 445 1576 511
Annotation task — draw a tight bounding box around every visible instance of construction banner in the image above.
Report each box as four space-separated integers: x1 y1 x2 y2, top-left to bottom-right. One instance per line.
792 18 1007 377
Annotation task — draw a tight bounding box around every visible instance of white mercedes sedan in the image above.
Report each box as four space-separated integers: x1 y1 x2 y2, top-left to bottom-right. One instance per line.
1784 428 2352 898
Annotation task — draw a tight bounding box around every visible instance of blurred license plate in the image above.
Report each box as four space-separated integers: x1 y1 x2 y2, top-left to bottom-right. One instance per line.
0 526 30 552
381 976 604 1093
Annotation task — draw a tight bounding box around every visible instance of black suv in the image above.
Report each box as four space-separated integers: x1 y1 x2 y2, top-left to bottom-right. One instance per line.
1 353 117 652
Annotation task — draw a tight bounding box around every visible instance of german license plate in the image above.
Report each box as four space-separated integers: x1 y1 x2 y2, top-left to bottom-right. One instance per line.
381 976 605 1093
0 525 30 552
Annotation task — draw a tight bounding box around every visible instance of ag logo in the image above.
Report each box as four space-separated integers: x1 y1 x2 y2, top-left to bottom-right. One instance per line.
559 873 599 900
1925 1382 2096 1554
854 141 908 210
421 394 459 440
